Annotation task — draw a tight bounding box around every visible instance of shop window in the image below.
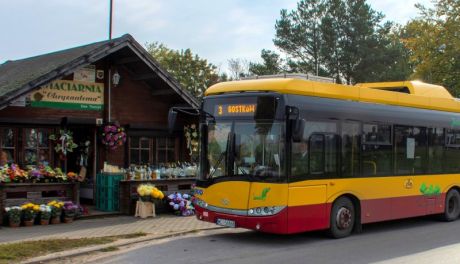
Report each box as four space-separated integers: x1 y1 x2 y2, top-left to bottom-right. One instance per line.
362 124 392 176
129 136 178 165
129 137 152 165
0 128 17 165
23 128 51 166
156 137 176 164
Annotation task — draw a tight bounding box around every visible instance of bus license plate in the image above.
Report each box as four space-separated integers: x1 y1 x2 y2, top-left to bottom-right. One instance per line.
216 218 235 228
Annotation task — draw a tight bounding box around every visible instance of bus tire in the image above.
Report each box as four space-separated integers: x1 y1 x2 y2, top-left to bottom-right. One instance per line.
329 197 355 239
442 189 460 222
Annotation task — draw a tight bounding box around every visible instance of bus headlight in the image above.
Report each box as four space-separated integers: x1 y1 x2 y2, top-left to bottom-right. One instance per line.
194 198 207 208
247 206 285 216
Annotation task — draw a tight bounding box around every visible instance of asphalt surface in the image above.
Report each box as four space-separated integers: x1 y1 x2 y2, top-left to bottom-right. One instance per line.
97 216 460 264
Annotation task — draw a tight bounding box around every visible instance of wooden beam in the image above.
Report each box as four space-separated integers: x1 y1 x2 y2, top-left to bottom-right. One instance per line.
151 89 175 96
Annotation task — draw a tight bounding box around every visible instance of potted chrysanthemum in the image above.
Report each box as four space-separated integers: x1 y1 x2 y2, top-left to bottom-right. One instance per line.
21 203 39 226
39 204 52 225
48 200 64 224
5 206 21 228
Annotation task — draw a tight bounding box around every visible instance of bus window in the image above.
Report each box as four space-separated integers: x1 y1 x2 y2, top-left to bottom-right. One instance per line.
291 121 338 180
394 126 428 175
429 128 444 173
342 122 360 177
362 124 392 176
445 129 460 173
310 134 324 175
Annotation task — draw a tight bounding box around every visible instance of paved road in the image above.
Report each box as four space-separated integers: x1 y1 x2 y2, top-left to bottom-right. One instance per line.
97 216 460 264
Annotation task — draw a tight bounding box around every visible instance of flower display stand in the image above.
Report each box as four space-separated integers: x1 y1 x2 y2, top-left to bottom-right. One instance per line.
135 201 155 219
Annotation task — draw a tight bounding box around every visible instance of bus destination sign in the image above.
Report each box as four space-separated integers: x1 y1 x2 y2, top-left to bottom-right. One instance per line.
215 104 257 116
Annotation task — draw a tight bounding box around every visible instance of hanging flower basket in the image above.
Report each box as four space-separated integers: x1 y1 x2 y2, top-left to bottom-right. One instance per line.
49 130 78 159
101 123 126 150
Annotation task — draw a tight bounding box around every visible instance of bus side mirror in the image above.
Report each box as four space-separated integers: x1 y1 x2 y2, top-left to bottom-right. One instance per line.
168 108 178 133
292 119 306 142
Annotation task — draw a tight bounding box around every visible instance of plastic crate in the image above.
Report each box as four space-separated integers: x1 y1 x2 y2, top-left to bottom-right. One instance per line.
95 173 124 212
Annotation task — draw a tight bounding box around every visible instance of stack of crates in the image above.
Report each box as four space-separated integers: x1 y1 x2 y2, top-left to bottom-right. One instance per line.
96 173 124 211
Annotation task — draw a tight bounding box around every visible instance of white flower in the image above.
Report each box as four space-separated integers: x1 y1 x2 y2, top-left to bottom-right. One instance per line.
5 207 10 212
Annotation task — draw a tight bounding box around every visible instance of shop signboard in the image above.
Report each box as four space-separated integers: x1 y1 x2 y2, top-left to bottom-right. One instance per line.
30 80 104 110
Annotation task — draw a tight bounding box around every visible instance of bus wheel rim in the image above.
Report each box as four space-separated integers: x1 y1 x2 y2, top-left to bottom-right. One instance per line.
336 207 352 230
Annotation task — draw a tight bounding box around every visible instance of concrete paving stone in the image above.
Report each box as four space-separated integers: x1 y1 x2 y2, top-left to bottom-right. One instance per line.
0 215 217 244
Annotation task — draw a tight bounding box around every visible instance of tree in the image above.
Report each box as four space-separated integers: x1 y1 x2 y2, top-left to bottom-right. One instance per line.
146 42 222 98
248 49 284 76
274 0 325 75
402 0 460 95
227 58 249 80
273 0 412 84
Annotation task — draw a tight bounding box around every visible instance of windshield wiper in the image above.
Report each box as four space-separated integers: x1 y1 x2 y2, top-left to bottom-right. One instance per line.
209 150 226 179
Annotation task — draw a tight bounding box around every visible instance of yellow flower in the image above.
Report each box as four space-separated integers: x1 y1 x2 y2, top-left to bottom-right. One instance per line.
33 205 40 211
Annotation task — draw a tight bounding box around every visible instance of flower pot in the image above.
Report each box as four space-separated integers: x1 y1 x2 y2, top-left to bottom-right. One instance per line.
9 221 20 228
41 219 50 225
23 220 34 227
63 217 74 223
51 217 60 224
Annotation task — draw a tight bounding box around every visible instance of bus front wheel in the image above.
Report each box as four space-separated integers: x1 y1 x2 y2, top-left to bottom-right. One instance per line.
442 189 460 221
329 197 355 238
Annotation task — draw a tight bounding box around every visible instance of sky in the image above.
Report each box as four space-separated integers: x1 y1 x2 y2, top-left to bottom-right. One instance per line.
0 0 432 72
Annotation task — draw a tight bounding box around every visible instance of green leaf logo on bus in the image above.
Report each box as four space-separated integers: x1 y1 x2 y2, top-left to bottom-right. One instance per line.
254 187 271 201
419 183 441 196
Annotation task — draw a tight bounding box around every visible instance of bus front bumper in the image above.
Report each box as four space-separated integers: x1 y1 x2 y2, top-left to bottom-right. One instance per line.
194 204 289 234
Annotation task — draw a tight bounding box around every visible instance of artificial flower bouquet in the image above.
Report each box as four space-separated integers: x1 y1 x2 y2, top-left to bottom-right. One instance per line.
5 206 21 227
7 164 28 182
137 184 165 202
168 192 195 216
101 124 126 150
49 129 78 158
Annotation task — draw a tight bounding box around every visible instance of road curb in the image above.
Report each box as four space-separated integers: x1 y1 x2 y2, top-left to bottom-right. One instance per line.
22 226 225 264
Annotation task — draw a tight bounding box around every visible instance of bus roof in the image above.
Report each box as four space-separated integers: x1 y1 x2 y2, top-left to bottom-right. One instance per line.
205 78 460 113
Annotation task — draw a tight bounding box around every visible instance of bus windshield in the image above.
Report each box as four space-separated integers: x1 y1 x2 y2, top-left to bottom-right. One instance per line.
204 121 285 181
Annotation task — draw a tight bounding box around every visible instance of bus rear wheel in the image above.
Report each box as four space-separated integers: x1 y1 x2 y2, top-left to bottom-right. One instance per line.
329 197 355 238
442 189 460 221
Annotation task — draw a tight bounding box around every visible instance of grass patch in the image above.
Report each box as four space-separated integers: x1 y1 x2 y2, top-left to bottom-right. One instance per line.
0 233 147 263
99 246 119 252
116 232 147 239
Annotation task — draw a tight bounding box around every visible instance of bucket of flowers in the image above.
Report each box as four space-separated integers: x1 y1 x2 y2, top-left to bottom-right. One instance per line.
167 192 195 216
39 204 52 225
28 166 44 183
137 184 164 202
67 172 78 182
48 200 64 224
63 201 79 223
8 164 28 183
0 164 11 183
21 203 39 226
54 167 67 182
5 206 21 227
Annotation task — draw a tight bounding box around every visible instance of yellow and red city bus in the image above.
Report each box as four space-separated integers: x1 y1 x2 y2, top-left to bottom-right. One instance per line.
186 75 460 238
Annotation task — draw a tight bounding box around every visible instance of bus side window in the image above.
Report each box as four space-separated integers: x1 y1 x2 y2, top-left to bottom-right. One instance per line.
310 134 325 175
